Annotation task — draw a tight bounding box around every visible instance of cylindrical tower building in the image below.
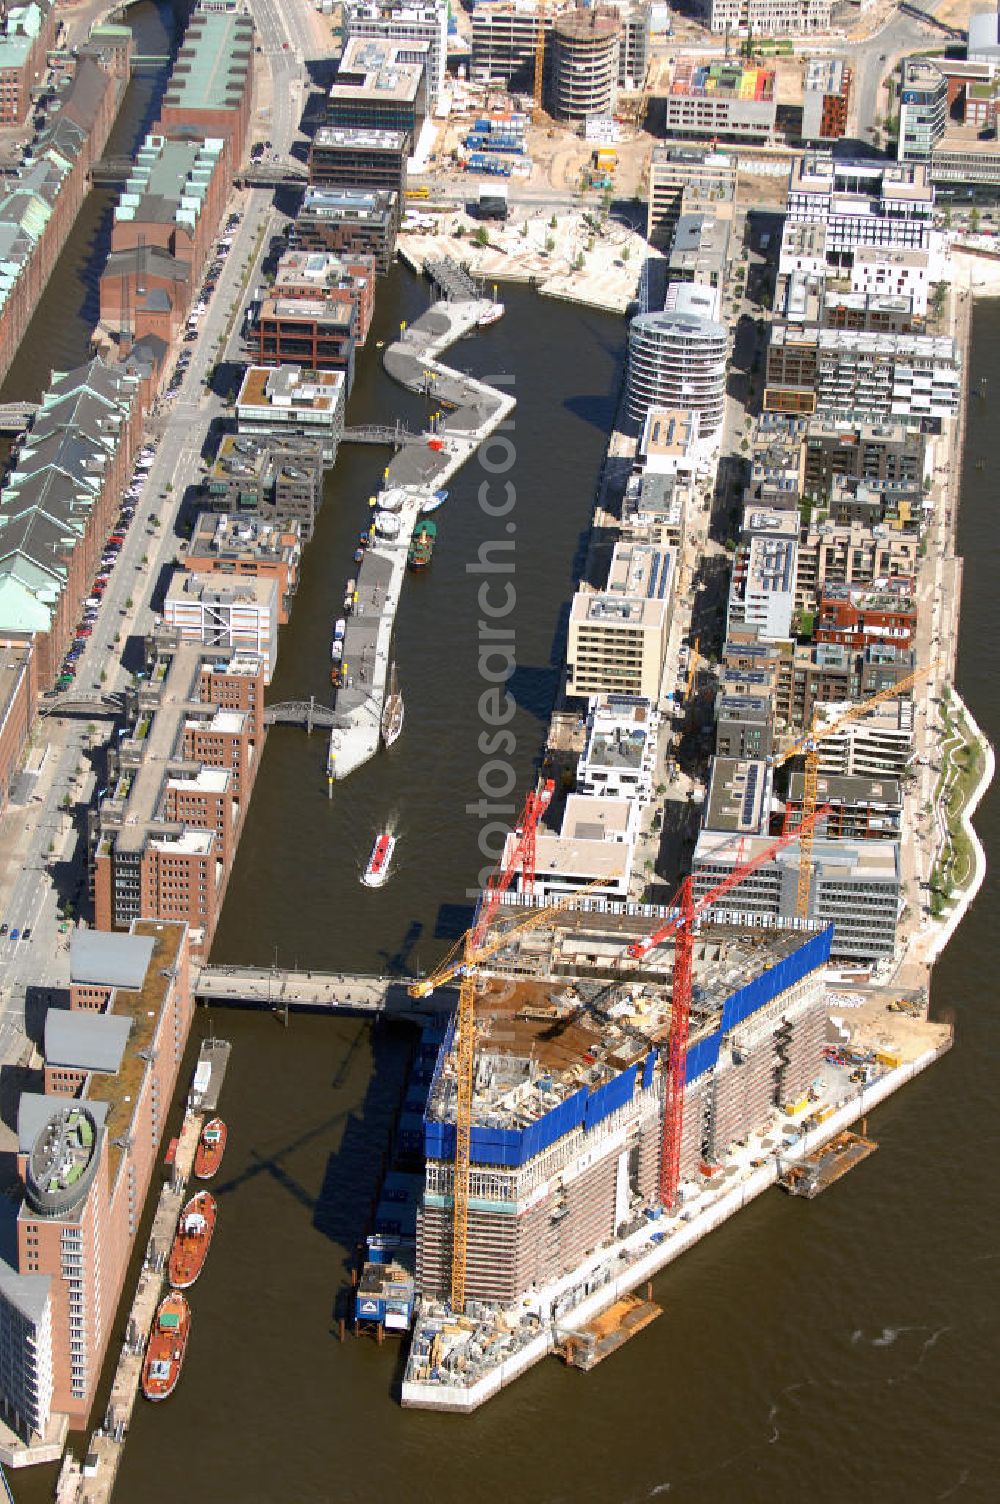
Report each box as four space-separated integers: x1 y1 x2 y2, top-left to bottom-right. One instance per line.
550 8 620 122
626 305 728 438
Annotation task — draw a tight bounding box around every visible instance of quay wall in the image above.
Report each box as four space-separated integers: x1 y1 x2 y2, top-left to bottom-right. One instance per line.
401 1034 953 1412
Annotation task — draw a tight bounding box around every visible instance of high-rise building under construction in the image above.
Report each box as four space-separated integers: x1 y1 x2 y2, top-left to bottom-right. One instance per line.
415 918 831 1307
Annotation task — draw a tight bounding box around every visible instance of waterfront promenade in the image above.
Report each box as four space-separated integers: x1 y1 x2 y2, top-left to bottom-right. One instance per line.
57 1112 204 1504
325 295 516 781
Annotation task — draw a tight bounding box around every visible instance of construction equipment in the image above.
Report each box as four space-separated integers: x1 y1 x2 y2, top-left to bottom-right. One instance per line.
410 774 606 1311
773 661 936 918
533 1 547 120
625 805 830 1209
684 635 700 704
472 779 554 950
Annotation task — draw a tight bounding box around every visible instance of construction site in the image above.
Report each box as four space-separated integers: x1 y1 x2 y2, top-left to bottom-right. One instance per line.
398 896 949 1411
380 775 950 1410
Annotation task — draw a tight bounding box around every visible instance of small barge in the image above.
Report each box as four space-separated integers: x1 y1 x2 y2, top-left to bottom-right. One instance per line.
778 1131 878 1199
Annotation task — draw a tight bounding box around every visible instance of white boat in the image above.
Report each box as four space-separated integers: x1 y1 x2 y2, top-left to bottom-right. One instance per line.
375 510 401 539
381 662 404 748
343 578 356 612
377 487 406 513
420 488 448 515
478 303 505 327
333 617 346 641
361 831 396 888
331 641 343 663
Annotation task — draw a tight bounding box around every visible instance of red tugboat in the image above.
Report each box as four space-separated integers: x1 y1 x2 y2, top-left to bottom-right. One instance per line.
168 1191 217 1289
194 1117 227 1180
142 1292 191 1401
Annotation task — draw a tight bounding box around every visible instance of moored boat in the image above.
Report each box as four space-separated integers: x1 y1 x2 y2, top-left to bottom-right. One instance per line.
478 302 505 327
142 1292 190 1401
361 830 396 887
420 488 448 515
343 578 356 613
407 519 436 570
168 1191 217 1290
194 1117 227 1180
381 662 404 748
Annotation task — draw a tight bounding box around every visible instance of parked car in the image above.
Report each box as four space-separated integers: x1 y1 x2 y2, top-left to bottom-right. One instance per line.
22 928 31 941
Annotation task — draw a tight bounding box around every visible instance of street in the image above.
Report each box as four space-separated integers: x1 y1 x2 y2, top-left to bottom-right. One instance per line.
0 0 322 1085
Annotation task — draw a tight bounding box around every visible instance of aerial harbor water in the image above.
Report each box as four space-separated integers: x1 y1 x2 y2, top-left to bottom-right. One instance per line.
1 0 998 1494
10 291 990 1504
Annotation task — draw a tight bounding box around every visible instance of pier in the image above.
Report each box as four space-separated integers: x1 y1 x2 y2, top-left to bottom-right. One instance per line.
194 965 447 1016
324 292 515 782
59 1111 204 1503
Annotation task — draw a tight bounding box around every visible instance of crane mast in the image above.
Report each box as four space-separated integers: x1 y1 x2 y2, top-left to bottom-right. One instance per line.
533 2 546 120
776 661 935 918
628 806 830 1208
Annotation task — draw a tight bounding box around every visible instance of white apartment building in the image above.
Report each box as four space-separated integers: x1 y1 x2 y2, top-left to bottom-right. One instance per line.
785 155 936 266
639 406 700 478
816 329 960 424
814 697 914 778
343 0 448 107
576 694 660 803
0 1268 53 1443
235 365 346 454
568 592 669 701
626 292 728 436
647 145 737 243
163 574 280 681
778 221 830 280
528 793 639 900
849 246 930 319
727 506 800 643
704 0 832 34
567 540 673 700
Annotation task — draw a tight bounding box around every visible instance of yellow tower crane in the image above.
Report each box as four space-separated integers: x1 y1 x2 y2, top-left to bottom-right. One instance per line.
409 877 607 1312
684 635 700 704
533 1 547 120
773 660 937 918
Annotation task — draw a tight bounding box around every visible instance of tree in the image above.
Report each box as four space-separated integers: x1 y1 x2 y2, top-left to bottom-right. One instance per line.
970 206 981 234
473 226 489 246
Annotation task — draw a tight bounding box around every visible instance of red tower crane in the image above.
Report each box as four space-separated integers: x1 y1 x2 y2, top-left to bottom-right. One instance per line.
626 805 831 1209
470 778 555 951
